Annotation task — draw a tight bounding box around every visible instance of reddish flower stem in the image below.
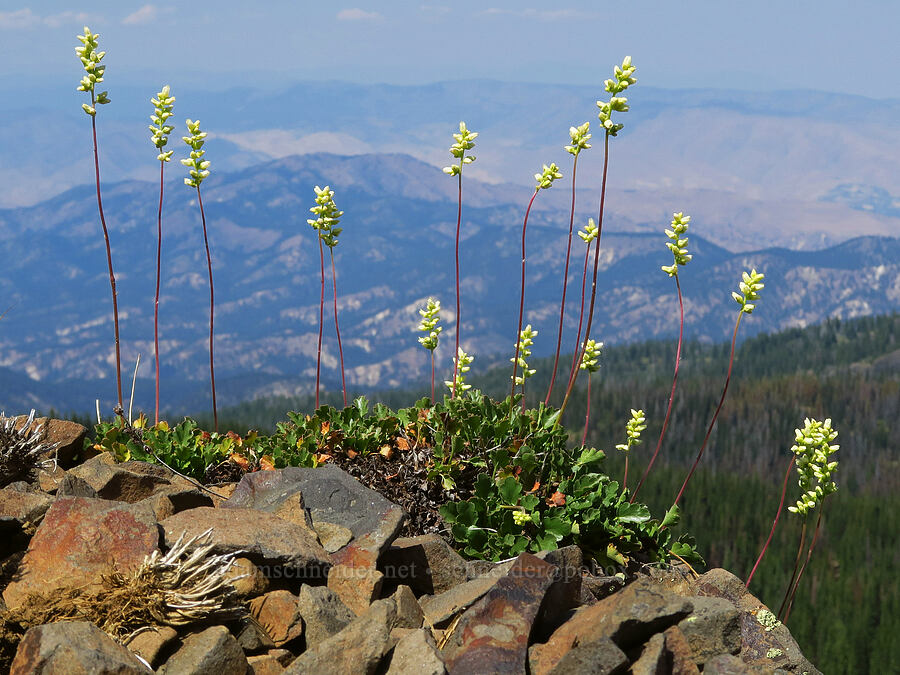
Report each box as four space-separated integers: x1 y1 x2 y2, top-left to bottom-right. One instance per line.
783 504 826 624
566 242 592 392
511 189 540 401
672 312 744 507
430 351 435 402
90 97 123 410
779 517 808 619
560 132 610 416
452 171 462 398
631 274 685 502
315 237 325 409
330 249 347 407
546 153 580 404
154 160 164 424
746 455 796 589
195 187 217 432
581 371 592 445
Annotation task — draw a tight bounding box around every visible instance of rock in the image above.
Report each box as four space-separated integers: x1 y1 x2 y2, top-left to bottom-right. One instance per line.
247 649 295 674
159 625 248 675
703 653 778 674
55 473 98 498
137 486 214 521
35 464 66 494
224 465 406 568
11 620 152 674
2 497 159 610
442 553 558 674
545 636 628 674
283 597 398 674
386 628 446 675
296 583 357 646
66 456 184 503
0 486 52 526
391 584 425 629
418 574 501 627
465 558 517 580
528 576 693 675
663 626 701 674
630 632 667 675
533 545 584 640
677 595 741 665
328 563 384 615
124 626 180 670
313 521 354 553
3 415 89 468
234 616 278 653
161 506 331 579
250 589 305 647
581 574 625 602
380 534 468 596
227 556 271 598
693 569 821 674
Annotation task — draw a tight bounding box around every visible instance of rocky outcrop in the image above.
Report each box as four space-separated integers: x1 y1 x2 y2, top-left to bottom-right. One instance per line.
0 442 821 673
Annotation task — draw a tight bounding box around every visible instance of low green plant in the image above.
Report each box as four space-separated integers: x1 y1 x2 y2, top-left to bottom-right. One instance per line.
182 118 218 431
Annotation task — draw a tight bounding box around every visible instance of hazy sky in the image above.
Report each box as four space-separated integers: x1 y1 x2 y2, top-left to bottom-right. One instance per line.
1 1 898 98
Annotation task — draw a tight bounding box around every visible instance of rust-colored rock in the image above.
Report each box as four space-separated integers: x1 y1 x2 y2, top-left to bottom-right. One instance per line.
250 589 305 647
442 552 558 674
328 563 384 615
2 496 159 610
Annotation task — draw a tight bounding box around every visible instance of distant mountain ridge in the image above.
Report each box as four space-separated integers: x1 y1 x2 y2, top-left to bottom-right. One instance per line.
1 152 898 415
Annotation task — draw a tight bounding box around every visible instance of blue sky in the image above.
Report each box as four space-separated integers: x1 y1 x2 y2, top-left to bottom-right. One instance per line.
1 1 898 97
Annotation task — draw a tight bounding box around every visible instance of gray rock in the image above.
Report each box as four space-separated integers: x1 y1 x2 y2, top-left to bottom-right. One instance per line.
380 534 468 595
159 625 248 675
547 636 628 675
418 574 500 627
677 595 741 665
296 584 357 645
283 597 398 674
67 455 176 503
224 465 406 568
11 620 152 674
390 585 425 629
386 628 446 675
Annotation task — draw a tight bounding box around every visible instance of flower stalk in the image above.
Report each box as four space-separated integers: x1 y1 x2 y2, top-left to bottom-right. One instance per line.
149 85 175 425
579 339 603 445
443 122 477 398
181 119 217 431
546 122 591 404
76 27 121 410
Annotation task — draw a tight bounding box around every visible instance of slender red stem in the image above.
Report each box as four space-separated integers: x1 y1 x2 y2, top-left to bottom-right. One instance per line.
430 351 435 402
452 171 462 398
631 274 685 502
315 237 325 409
154 161 164 424
779 517 808 619
566 242 592 391
746 455 796 588
330 249 347 407
581 371 591 445
546 153 580 404
511 189 540 401
673 312 744 507
196 187 217 432
783 504 826 624
623 455 630 494
560 132 610 416
90 97 123 410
